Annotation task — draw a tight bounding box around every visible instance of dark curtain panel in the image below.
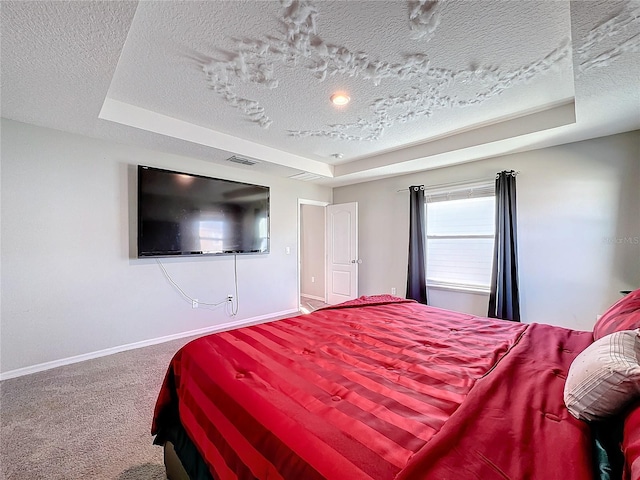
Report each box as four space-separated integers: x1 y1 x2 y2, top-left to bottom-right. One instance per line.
407 185 428 304
488 171 521 321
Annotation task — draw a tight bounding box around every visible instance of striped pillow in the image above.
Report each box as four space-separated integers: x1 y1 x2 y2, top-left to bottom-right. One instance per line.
564 329 640 421
594 289 640 340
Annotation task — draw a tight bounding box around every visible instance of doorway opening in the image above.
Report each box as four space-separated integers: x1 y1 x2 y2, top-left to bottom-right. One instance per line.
298 200 359 313
298 200 329 313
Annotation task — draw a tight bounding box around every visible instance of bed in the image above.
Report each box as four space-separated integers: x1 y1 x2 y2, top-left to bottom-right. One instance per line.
152 293 640 480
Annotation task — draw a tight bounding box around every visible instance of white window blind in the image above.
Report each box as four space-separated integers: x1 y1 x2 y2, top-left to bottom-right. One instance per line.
425 183 495 292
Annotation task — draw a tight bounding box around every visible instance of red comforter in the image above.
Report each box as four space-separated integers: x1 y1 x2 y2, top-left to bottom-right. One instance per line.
153 296 594 479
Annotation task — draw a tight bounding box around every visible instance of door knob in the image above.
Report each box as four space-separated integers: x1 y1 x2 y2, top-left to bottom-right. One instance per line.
351 259 362 264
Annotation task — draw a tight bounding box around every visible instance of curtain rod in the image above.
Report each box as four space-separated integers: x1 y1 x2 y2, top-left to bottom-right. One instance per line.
396 171 520 193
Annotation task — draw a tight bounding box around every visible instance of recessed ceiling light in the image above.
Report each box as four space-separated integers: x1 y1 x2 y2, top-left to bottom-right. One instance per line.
330 93 350 106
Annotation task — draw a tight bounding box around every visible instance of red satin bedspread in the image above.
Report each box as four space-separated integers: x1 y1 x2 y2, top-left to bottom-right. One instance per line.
152 296 594 479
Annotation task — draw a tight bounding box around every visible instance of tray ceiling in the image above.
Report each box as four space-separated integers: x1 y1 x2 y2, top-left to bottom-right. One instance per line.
2 1 639 186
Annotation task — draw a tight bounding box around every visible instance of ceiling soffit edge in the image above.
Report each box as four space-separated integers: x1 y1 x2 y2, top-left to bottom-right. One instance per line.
335 100 577 177
98 98 334 178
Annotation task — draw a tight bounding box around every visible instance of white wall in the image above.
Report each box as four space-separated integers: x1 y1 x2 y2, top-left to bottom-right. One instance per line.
0 119 332 374
2 121 638 374
334 131 640 331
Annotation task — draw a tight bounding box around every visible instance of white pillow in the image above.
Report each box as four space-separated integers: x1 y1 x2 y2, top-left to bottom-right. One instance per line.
564 329 640 421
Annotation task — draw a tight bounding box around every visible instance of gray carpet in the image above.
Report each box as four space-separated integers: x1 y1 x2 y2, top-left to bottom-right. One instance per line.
0 335 197 480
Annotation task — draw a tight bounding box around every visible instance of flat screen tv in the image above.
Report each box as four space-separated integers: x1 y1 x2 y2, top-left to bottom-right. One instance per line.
137 165 269 257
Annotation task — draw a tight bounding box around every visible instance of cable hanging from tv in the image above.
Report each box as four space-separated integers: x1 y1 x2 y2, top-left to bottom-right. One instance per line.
156 259 231 310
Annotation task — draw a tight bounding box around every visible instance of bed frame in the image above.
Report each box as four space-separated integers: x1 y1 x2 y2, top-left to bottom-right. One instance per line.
164 442 189 480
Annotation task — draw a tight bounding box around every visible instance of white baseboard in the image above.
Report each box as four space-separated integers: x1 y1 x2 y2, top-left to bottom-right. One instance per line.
0 308 299 381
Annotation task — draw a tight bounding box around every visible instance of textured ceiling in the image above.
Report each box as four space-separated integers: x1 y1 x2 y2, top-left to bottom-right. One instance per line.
1 1 639 186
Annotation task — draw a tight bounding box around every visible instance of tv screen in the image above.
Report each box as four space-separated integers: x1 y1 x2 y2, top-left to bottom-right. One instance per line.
137 166 269 257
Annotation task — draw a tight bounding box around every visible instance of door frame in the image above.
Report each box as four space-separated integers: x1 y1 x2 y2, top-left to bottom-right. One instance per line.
297 199 330 311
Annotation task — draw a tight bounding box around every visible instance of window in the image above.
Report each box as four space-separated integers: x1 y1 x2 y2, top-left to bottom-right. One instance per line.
425 184 495 292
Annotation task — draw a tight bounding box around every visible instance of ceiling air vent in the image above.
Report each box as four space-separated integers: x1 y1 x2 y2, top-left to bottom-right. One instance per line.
226 155 258 166
289 172 323 182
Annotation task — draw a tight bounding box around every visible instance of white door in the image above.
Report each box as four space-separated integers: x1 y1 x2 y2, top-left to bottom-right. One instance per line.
326 202 359 304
